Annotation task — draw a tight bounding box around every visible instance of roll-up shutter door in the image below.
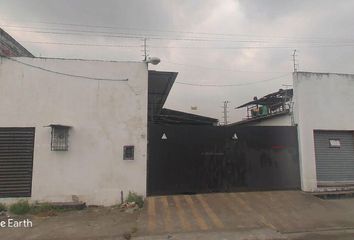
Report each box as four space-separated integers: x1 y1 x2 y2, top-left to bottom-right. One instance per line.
0 128 35 197
314 130 354 186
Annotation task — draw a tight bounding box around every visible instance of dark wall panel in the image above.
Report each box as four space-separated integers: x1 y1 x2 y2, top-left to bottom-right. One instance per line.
148 124 300 195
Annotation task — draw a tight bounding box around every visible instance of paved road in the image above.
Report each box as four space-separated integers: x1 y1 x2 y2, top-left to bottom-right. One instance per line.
137 191 354 239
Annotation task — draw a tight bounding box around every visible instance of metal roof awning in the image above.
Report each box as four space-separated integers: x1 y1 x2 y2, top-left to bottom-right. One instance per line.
148 70 178 118
44 124 73 128
237 89 293 109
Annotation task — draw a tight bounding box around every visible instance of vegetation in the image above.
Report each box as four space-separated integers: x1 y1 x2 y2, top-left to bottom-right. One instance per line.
9 200 78 216
30 203 62 215
126 191 144 208
9 200 31 215
0 203 6 212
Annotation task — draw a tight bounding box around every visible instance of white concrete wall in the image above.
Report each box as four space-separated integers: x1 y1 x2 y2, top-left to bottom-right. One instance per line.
0 57 148 205
246 114 292 126
293 72 354 192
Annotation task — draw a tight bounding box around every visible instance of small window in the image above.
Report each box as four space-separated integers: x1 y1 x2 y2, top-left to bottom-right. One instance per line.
50 125 71 151
123 145 134 160
329 139 341 148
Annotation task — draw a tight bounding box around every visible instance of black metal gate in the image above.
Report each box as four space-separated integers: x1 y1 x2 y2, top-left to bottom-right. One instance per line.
0 128 35 197
147 124 300 196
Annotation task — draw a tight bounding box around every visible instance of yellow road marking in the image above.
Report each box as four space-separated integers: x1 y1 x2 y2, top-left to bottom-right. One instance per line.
231 193 276 230
184 195 209 230
196 194 224 229
147 197 156 233
161 196 173 232
173 195 192 231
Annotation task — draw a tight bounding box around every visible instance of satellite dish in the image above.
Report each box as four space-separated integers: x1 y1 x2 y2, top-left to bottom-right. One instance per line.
146 57 161 65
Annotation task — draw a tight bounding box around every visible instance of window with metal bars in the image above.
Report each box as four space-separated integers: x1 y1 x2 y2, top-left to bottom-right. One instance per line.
123 145 134 160
50 125 70 151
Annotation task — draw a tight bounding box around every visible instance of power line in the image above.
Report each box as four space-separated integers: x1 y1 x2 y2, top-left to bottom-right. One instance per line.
2 56 129 82
5 24 287 43
2 18 354 43
6 29 144 40
19 40 354 51
5 28 278 43
150 44 354 49
21 41 141 48
6 26 354 46
2 25 269 42
174 73 291 87
164 61 288 73
5 42 287 74
3 25 196 40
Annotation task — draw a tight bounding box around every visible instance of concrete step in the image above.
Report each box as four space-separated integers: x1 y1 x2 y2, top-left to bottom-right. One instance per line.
312 190 354 199
133 228 287 240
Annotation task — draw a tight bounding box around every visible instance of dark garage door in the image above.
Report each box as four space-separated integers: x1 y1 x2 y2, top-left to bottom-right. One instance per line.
0 128 35 197
314 130 354 186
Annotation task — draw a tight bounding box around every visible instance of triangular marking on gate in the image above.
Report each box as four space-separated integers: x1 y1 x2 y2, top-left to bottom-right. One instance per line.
161 133 167 140
232 133 238 140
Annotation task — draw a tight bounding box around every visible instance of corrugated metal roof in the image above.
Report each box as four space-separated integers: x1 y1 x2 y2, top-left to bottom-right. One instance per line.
237 89 293 109
0 28 34 57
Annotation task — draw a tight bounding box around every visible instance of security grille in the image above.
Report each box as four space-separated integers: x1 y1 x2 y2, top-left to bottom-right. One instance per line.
0 128 35 197
123 145 134 160
51 126 69 151
314 130 354 186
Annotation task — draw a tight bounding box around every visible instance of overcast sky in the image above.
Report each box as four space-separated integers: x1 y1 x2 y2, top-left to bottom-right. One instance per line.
1 0 354 122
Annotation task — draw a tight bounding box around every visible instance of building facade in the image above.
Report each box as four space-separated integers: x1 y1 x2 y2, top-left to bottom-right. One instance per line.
235 72 354 193
293 72 354 192
0 57 148 206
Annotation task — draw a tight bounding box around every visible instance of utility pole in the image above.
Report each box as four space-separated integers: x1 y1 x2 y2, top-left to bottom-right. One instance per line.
142 37 148 61
221 101 230 125
292 49 298 72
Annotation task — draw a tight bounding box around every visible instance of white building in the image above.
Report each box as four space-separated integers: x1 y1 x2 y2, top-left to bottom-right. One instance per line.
235 72 354 193
0 27 180 206
0 56 150 206
294 72 354 192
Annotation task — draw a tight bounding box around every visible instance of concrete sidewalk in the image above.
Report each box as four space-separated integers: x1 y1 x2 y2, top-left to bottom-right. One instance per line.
136 191 354 239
